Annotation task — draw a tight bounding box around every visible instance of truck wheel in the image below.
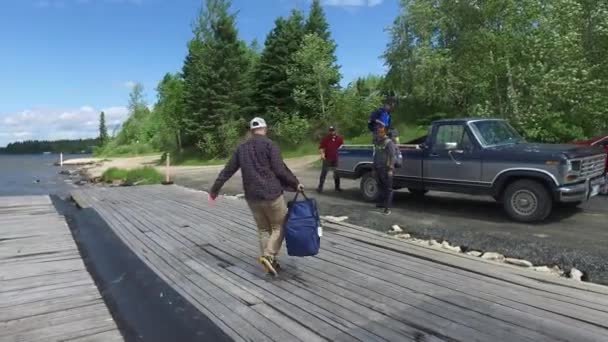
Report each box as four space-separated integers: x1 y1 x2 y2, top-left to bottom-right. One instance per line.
502 180 552 222
408 188 428 196
360 172 380 202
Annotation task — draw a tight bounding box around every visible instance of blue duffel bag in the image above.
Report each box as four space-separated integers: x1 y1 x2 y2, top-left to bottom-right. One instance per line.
284 191 321 257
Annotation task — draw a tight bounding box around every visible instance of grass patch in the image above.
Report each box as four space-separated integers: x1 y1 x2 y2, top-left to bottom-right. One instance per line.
125 167 164 185
280 141 319 159
101 166 164 185
101 167 129 183
161 149 227 166
94 142 159 157
164 141 319 166
174 158 226 166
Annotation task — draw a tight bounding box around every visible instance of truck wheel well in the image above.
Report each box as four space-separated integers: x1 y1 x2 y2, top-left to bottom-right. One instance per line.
495 175 555 201
354 164 373 178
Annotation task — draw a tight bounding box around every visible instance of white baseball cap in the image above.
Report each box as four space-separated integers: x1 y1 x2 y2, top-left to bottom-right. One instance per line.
250 117 267 129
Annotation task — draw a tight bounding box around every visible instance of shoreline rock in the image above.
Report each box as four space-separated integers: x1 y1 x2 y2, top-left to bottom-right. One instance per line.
505 258 533 268
481 252 505 262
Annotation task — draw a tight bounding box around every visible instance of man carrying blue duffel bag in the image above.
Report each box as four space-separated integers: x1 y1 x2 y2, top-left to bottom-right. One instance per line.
209 117 304 276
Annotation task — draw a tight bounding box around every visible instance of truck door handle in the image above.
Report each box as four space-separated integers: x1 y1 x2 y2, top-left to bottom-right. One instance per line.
448 150 463 165
429 153 439 157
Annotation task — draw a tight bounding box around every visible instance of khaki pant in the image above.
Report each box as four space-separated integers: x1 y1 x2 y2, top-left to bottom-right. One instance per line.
247 195 288 257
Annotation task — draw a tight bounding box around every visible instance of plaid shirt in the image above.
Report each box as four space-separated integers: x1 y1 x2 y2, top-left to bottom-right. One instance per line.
210 135 300 201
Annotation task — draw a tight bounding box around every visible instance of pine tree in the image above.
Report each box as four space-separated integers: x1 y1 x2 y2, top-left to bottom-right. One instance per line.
182 0 252 156
305 0 339 86
305 0 330 41
289 34 341 120
254 10 306 123
156 73 185 151
98 111 108 146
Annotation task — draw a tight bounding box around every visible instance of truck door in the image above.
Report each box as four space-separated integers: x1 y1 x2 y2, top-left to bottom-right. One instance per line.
423 123 483 189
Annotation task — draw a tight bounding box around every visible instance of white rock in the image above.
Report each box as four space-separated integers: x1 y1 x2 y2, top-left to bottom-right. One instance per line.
533 266 551 273
551 266 564 276
466 251 482 257
481 252 505 262
389 225 403 234
441 241 461 253
428 240 441 248
321 215 349 222
505 258 533 268
394 233 411 239
569 268 583 281
533 265 562 277
235 194 245 199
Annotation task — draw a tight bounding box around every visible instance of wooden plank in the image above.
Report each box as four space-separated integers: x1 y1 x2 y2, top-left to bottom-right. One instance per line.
1 299 108 336
90 197 274 342
106 188 479 341
64 329 124 342
326 231 608 312
1 294 103 322
96 188 370 336
0 258 86 280
0 195 122 342
1 269 90 293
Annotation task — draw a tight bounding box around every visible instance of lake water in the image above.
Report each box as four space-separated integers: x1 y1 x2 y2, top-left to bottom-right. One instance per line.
0 154 83 197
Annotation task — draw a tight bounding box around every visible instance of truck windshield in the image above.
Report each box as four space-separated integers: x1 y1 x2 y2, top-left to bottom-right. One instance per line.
470 120 524 146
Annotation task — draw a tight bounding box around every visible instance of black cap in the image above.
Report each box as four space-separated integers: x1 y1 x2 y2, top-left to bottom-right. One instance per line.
329 126 335 131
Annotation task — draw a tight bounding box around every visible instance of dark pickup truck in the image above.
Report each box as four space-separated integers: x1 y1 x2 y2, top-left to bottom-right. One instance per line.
336 118 607 222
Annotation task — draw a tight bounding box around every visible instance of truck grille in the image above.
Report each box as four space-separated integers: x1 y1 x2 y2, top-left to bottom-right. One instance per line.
579 154 607 178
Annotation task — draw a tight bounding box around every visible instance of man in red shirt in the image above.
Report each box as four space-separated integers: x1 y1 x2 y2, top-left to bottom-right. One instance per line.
317 126 344 193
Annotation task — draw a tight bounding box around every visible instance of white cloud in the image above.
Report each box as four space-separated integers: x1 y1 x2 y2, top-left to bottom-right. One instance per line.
123 80 137 89
0 106 129 147
321 0 383 7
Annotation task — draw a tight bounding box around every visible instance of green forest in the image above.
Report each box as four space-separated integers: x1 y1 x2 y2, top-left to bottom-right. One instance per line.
0 139 98 154
96 0 608 161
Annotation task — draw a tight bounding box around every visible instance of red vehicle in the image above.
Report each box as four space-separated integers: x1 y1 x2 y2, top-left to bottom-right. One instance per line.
575 135 608 194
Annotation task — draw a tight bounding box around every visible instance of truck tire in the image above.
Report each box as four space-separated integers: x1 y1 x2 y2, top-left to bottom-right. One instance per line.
408 188 428 196
502 179 552 222
360 172 380 202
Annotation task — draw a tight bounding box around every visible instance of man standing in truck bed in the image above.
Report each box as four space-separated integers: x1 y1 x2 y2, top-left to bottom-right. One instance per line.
317 126 344 193
369 97 395 144
373 127 397 215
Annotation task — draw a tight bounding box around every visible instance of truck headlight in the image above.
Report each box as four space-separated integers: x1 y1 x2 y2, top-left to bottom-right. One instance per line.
565 160 581 182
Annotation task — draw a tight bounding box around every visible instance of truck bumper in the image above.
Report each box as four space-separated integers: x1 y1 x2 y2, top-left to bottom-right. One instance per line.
558 175 606 202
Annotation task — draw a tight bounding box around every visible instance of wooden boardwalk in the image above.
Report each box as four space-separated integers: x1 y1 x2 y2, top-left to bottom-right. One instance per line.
0 196 123 342
71 185 608 342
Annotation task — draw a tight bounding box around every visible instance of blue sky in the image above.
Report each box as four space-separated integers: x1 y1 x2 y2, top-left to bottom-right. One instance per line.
0 0 398 146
